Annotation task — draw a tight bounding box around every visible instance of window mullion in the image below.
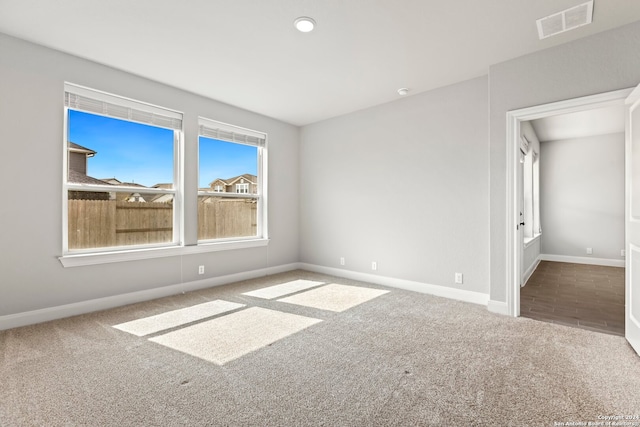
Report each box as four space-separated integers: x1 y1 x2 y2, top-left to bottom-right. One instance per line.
66 184 176 194
173 129 183 246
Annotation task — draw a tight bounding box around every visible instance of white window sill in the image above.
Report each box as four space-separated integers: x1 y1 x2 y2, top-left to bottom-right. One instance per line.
59 238 269 268
524 233 541 248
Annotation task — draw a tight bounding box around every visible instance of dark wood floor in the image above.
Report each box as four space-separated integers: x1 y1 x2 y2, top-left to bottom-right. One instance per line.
520 261 625 336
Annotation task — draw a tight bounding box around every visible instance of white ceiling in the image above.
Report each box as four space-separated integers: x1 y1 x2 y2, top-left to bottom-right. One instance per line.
531 104 625 142
1 0 640 126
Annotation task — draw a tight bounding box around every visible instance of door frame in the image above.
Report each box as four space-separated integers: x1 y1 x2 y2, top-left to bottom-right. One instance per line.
505 88 633 317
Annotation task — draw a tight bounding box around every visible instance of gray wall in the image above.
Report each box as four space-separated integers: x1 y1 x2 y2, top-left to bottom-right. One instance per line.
540 133 625 260
489 21 640 303
0 33 299 316
300 76 490 295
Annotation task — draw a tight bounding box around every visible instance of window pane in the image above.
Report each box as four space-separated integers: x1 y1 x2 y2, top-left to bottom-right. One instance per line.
198 136 259 241
198 195 257 240
67 110 174 188
66 109 176 251
68 191 174 250
198 137 258 189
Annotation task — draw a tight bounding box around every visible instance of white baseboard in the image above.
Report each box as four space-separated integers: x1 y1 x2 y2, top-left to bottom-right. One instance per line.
298 263 489 306
1 262 494 331
0 263 301 331
522 258 541 287
487 300 510 316
539 254 624 268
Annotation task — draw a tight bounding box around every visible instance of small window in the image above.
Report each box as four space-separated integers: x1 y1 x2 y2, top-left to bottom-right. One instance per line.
198 118 267 242
63 84 182 253
236 183 249 194
522 141 541 243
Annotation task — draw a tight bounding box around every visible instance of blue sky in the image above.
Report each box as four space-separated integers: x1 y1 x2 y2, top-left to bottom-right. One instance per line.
68 110 257 188
198 137 257 188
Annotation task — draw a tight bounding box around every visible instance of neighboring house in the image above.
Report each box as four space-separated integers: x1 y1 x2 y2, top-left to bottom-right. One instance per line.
67 144 169 203
101 179 175 203
207 174 257 194
68 140 243 204
149 184 174 203
101 178 150 202
67 142 112 200
68 142 95 176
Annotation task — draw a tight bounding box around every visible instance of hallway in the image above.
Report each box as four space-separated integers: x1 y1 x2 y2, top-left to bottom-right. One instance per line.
520 261 625 336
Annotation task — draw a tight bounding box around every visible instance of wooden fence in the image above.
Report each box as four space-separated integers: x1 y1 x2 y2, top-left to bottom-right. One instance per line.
68 198 256 250
198 198 257 240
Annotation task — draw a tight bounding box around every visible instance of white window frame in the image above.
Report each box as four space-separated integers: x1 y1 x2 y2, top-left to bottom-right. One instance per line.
522 142 541 246
197 117 268 243
59 86 270 268
61 83 183 255
236 183 249 194
523 148 534 240
532 150 541 237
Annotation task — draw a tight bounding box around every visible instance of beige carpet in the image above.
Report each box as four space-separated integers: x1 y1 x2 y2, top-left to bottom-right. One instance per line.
1 270 640 426
149 307 322 365
242 278 324 299
113 299 244 336
278 283 390 312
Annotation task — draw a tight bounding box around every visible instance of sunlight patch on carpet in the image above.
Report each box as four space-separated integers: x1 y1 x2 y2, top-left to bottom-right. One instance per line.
149 307 322 365
278 284 390 312
242 279 325 299
113 300 245 337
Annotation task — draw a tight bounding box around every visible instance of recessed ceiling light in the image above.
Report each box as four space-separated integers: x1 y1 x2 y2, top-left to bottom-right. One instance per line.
294 17 316 33
397 88 409 96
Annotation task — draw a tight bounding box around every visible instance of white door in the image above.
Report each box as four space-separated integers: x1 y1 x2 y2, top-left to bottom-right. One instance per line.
625 83 640 355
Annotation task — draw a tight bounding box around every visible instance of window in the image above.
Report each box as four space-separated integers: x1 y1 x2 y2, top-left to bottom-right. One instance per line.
60 84 268 267
521 135 541 244
532 150 541 236
198 117 267 242
63 83 182 253
236 183 249 194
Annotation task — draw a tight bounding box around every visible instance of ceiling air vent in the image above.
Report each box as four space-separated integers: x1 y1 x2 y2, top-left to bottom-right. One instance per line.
536 0 594 40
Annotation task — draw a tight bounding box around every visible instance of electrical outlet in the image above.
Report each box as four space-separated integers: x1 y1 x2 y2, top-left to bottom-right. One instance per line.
586 248 593 255
340 257 345 266
455 273 463 284
198 265 205 275
371 261 377 271
622 249 626 257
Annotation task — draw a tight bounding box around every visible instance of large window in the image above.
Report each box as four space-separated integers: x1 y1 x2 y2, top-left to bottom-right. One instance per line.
63 84 182 253
198 117 267 242
61 84 268 265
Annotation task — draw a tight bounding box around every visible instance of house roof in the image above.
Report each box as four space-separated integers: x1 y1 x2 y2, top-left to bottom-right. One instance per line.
228 174 257 185
119 182 147 188
68 142 96 156
152 183 173 189
101 178 147 188
68 169 111 185
208 174 257 188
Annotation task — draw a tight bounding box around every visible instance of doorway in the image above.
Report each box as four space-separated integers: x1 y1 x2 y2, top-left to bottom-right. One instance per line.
505 88 633 322
517 105 626 335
